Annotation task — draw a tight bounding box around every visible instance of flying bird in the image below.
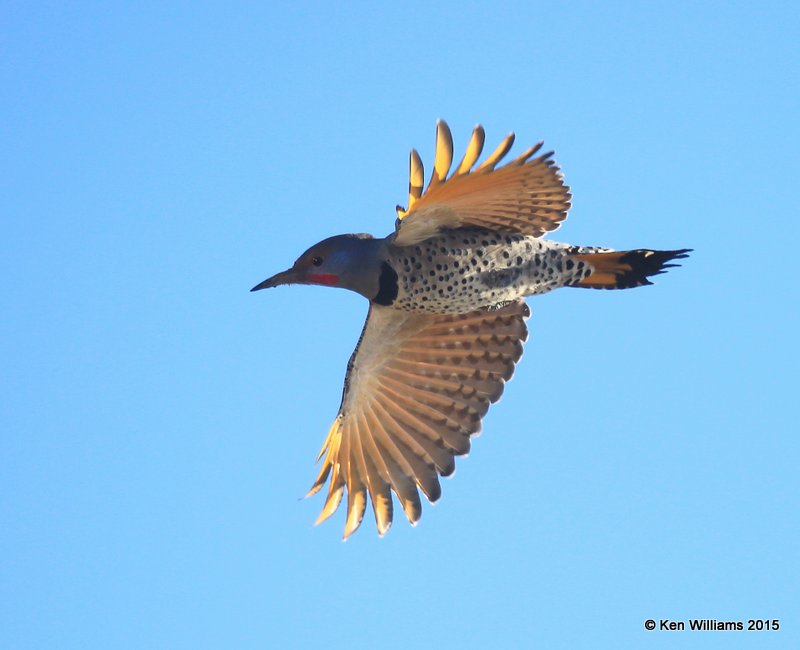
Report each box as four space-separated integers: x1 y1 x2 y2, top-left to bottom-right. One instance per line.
252 120 689 538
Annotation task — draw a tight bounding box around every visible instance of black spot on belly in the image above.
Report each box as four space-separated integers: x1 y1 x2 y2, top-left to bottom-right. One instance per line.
373 262 398 305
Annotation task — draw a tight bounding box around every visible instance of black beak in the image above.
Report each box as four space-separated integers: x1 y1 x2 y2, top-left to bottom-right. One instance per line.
250 268 299 292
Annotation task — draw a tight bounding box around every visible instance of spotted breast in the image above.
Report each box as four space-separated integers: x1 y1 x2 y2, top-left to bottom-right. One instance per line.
387 228 595 313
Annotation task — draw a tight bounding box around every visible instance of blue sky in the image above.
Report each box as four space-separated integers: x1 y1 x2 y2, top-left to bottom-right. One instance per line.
2 2 798 648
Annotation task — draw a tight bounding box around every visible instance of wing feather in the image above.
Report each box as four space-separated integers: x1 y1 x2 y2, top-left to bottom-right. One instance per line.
376 376 472 455
371 394 442 503
455 125 485 175
306 300 530 536
363 401 422 524
343 420 368 539
394 121 570 245
429 119 454 188
475 132 515 172
357 410 394 536
373 382 458 475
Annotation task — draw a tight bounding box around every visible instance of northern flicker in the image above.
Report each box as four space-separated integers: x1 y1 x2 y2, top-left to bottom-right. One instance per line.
252 120 689 538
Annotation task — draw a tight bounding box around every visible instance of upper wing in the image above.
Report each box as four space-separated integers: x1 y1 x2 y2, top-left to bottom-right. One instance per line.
393 120 571 246
307 300 530 538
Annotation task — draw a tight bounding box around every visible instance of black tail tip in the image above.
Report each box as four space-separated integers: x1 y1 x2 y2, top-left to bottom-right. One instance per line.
618 248 692 288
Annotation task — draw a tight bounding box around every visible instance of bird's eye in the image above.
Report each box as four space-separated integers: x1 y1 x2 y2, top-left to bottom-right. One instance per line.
311 256 323 267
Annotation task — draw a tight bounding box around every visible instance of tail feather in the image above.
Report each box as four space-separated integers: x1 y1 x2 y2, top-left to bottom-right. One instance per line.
570 248 691 289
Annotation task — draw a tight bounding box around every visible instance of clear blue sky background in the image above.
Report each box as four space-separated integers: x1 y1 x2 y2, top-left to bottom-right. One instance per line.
2 2 798 648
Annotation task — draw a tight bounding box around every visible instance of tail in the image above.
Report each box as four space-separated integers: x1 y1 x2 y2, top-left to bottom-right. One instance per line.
569 248 691 289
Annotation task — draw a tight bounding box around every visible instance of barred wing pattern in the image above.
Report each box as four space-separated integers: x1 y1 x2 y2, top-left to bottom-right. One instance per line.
393 120 572 246
307 300 531 538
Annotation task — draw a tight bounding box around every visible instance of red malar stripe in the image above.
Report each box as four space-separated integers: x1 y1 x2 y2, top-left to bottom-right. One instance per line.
308 274 339 286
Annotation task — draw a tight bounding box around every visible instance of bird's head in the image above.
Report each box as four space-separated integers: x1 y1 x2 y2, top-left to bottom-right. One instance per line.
251 233 384 298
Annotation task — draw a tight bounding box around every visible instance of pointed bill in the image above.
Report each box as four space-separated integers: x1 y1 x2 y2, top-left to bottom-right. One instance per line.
251 267 299 291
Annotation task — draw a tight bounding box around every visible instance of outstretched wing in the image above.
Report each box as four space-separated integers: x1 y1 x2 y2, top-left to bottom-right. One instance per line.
307 300 531 538
393 120 571 246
